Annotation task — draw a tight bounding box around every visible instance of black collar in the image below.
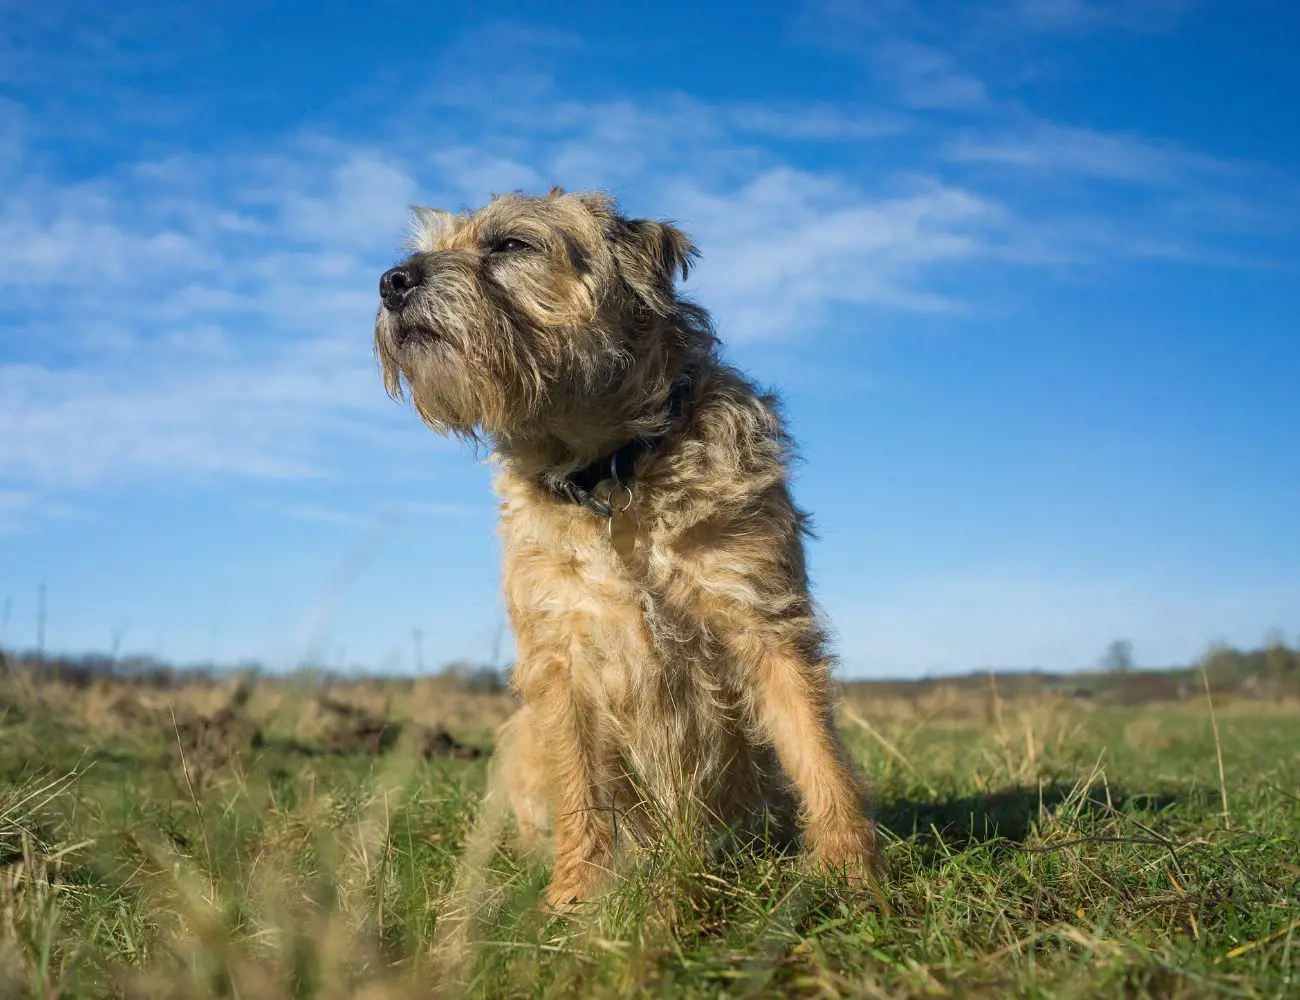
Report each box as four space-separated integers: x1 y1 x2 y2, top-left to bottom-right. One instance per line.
539 369 697 517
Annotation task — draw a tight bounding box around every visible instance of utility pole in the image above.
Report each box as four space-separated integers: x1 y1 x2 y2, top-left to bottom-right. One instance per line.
412 629 424 673
1 595 10 676
490 619 505 671
36 583 46 670
110 623 129 664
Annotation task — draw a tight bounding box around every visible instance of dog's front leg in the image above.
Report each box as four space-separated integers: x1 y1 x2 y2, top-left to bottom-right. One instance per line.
728 630 881 882
504 551 618 909
531 677 617 909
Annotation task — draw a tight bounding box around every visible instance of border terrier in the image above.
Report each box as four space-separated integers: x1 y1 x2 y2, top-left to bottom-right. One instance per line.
374 188 880 908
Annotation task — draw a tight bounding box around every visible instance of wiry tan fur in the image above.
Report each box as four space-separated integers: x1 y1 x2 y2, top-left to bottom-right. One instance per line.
374 187 881 909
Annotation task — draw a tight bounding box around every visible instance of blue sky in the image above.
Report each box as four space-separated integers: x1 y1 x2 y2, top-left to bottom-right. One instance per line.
2 0 1298 677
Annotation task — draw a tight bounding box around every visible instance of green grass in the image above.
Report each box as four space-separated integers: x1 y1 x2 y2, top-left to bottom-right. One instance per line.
1 679 1297 998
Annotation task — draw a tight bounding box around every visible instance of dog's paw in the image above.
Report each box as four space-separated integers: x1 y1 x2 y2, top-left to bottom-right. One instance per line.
542 864 604 915
810 823 891 910
542 882 597 918
817 854 892 915
818 849 882 885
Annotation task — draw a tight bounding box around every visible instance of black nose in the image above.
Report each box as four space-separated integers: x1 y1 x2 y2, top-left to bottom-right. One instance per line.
379 262 423 312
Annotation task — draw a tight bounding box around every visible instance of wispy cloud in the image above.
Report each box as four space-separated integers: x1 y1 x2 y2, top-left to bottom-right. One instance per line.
0 488 81 536
726 103 911 141
871 40 990 110
945 120 1231 184
939 116 1300 265
0 133 437 519
0 338 392 488
666 170 1005 335
282 501 481 527
808 0 1194 42
1008 0 1194 34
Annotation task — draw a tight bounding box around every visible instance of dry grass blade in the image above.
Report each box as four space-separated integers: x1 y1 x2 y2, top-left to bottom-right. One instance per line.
1200 659 1231 829
0 769 82 847
1215 918 1300 963
841 706 937 796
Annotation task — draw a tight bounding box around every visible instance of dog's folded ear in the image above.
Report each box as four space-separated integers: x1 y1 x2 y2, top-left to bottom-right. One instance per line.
406 205 455 250
611 217 699 316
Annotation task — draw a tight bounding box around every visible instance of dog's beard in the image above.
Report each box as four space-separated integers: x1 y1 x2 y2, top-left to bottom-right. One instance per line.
378 301 554 439
375 275 645 447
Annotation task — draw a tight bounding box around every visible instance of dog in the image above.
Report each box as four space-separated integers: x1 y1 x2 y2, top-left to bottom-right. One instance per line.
374 187 880 909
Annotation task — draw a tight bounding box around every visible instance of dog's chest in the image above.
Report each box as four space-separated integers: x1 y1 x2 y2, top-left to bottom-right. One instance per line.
499 496 711 709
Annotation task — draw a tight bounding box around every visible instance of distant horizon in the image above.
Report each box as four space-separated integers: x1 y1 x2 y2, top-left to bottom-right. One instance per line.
5 629 1293 684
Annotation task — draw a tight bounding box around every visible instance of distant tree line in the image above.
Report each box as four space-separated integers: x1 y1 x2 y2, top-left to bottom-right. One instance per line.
1 635 1296 701
0 646 511 693
1200 634 1300 691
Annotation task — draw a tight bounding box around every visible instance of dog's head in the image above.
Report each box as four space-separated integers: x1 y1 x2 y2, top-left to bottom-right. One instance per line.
373 188 702 443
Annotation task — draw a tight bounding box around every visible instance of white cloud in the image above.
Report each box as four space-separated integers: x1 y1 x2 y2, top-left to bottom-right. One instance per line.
283 500 481 527
726 103 910 141
945 120 1229 184
267 147 420 251
0 488 82 536
667 170 1004 337
0 98 26 178
1010 0 1193 33
807 0 1192 42
0 135 436 504
937 116 1298 265
0 490 33 531
0 338 387 488
871 40 989 110
430 148 546 202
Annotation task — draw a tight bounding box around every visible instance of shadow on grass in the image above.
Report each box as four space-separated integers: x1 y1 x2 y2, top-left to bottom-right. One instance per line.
876 783 1182 860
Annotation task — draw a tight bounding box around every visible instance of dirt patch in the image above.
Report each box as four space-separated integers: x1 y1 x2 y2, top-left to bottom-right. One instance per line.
321 714 402 756
171 705 264 767
163 681 262 779
315 693 398 755
154 685 486 775
316 693 484 760
413 724 485 761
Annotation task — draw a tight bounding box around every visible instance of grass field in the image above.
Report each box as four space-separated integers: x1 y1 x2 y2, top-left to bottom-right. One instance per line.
1 668 1297 998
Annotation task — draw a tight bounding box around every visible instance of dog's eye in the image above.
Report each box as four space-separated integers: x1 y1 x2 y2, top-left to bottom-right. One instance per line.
489 237 532 255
